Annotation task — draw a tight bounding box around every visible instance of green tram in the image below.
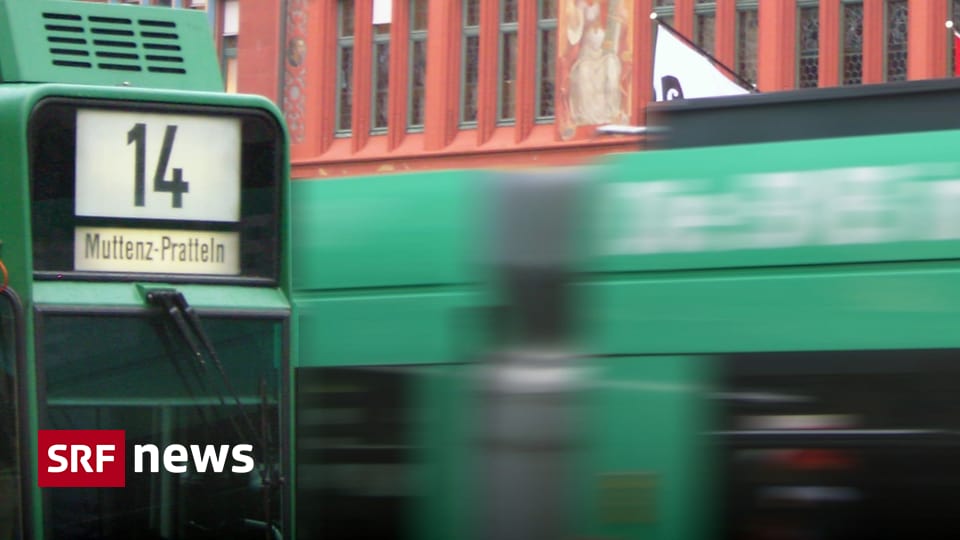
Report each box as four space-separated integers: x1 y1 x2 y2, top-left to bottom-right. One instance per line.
0 1 290 538
291 81 960 539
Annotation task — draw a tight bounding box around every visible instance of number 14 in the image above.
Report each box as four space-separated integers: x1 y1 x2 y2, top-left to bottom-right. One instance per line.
127 123 190 209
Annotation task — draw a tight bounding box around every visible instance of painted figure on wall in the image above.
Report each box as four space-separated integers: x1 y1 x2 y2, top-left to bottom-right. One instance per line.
557 0 634 140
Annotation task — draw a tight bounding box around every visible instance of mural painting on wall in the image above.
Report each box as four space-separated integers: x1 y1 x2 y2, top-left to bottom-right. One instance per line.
557 0 634 141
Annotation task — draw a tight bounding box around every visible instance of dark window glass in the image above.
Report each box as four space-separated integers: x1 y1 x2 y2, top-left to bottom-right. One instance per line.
337 0 355 134
462 0 481 124
843 2 864 85
537 0 557 120
953 0 960 74
885 0 908 82
40 311 286 540
500 31 517 123
798 5 819 88
0 293 20 540
408 0 428 130
736 7 758 85
695 9 716 56
296 367 420 540
372 25 391 132
721 349 960 538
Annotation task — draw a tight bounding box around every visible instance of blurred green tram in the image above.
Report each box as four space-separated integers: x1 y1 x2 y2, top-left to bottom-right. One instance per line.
291 80 960 540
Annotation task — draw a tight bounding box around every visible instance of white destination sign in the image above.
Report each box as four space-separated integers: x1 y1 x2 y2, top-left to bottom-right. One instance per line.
75 227 240 275
75 109 241 222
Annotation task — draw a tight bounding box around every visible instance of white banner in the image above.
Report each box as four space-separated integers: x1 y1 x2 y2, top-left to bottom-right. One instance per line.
652 25 751 101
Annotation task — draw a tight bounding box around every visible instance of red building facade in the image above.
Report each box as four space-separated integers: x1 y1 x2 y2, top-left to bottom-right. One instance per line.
233 0 960 178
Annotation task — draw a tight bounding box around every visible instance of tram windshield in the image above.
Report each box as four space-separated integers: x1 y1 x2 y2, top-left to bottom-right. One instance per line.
0 291 21 540
38 309 286 540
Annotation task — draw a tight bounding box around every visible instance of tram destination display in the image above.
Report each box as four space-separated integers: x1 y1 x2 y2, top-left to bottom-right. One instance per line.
29 98 283 283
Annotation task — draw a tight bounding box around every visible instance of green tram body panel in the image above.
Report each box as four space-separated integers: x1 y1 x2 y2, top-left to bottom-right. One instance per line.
291 126 960 539
291 170 490 367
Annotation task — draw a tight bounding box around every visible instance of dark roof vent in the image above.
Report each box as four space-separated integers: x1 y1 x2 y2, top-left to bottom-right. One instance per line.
1 0 222 91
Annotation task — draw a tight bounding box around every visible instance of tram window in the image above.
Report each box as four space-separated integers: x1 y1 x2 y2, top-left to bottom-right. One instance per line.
720 350 960 539
295 365 470 540
0 293 20 540
37 311 287 540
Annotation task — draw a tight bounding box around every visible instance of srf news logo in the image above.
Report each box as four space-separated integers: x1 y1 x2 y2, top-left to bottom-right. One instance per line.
38 430 254 488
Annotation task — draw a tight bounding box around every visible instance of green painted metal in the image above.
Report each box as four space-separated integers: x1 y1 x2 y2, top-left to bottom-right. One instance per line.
575 356 715 540
296 290 486 367
0 0 223 91
291 170 487 292
591 129 960 273
33 281 291 311
582 263 960 355
290 170 497 370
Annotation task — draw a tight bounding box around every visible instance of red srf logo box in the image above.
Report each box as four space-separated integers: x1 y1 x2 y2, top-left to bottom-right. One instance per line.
38 430 126 488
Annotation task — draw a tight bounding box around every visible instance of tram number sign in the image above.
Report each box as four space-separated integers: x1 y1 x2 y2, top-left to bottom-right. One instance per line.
75 109 241 223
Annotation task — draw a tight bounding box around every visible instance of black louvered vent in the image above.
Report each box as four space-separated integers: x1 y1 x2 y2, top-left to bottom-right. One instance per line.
42 11 186 75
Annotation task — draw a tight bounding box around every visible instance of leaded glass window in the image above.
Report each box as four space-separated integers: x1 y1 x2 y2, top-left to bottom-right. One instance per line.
654 0 675 30
736 2 758 86
885 0 907 82
953 0 960 75
695 1 717 56
798 2 819 88
499 0 518 124
537 0 557 120
409 0 428 130
371 25 390 133
842 1 863 85
337 0 355 135
462 0 480 125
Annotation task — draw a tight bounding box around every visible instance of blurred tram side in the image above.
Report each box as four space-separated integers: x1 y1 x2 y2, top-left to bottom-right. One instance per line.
290 81 960 539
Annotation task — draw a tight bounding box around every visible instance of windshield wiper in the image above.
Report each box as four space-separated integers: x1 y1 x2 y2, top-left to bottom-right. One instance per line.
144 287 281 539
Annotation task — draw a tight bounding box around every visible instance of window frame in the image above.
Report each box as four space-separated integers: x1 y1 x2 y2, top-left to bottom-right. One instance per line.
796 0 819 88
460 0 481 127
840 0 864 86
336 0 355 137
497 0 519 126
735 0 759 87
407 0 428 132
371 23 391 134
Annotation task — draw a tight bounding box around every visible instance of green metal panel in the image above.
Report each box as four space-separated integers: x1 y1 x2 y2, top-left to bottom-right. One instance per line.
576 355 715 540
582 263 960 355
296 289 486 367
33 281 291 311
591 128 960 273
412 363 473 540
0 0 223 91
0 87 33 304
291 170 486 291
